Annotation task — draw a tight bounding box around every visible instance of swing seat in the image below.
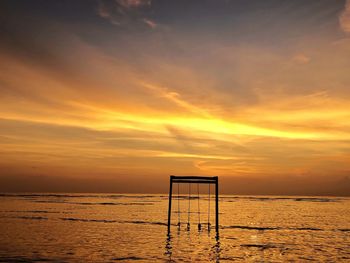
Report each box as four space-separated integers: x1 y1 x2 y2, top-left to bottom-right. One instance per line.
198 223 202 231
187 223 190 231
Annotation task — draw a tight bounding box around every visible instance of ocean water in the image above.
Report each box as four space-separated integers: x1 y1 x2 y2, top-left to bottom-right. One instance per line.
0 193 349 262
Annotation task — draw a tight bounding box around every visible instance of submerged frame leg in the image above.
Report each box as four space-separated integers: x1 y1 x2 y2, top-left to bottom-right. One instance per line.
167 177 173 234
215 177 219 234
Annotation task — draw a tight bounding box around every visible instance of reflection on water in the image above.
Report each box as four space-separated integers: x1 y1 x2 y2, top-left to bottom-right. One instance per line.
165 234 172 259
0 194 349 262
165 233 220 262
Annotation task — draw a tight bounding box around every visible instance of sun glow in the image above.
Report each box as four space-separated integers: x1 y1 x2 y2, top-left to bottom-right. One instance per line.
1 0 350 194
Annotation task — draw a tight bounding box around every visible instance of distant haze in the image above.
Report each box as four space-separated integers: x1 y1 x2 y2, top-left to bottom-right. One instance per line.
1 0 350 195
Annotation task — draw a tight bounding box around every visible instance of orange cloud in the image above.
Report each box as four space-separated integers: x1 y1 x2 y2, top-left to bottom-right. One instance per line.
1 2 350 195
340 0 350 33
292 53 311 64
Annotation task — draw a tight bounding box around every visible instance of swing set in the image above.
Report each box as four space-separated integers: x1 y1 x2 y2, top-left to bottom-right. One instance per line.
167 175 219 234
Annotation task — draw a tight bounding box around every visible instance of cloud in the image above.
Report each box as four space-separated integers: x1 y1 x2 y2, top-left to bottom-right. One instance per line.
339 0 350 33
140 82 211 117
143 18 157 28
97 1 121 25
1 0 350 194
117 0 151 9
97 0 155 27
292 53 311 64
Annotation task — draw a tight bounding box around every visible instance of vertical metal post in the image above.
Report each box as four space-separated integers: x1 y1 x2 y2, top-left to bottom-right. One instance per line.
167 176 173 234
215 176 219 234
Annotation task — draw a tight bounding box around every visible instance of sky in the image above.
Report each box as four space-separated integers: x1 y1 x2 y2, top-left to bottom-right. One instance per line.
0 0 350 195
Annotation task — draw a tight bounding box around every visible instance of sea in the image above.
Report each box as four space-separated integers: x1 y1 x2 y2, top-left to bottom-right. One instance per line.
0 193 349 262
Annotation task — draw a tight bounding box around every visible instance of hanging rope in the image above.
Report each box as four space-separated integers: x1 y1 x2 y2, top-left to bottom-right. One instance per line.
197 183 201 231
177 183 180 228
187 183 191 230
208 183 211 231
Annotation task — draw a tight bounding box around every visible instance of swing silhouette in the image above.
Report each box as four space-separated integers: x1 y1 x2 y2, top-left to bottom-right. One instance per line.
167 175 219 234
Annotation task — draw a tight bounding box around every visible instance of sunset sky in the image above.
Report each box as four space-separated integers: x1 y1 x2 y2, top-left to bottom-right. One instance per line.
1 0 350 195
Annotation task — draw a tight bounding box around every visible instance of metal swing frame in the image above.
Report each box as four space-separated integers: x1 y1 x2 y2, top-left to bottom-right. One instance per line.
167 175 219 234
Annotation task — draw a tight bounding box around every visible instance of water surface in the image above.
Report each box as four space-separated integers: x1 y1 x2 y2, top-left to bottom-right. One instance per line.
0 193 349 262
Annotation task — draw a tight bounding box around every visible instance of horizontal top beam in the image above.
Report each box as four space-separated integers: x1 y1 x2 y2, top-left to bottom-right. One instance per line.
170 175 217 181
171 179 217 184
